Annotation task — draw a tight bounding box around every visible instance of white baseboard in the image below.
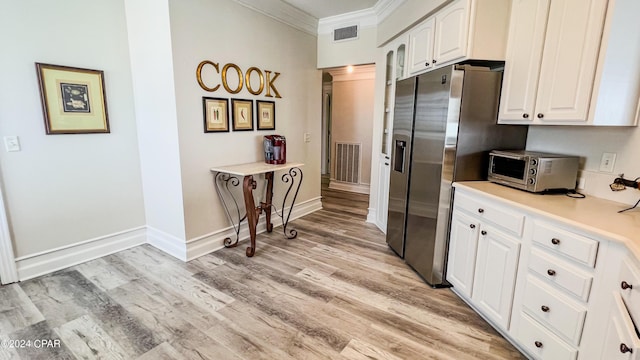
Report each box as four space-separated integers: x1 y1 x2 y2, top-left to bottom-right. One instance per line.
147 226 187 261
11 197 323 281
366 207 377 224
328 180 370 194
15 227 146 281
184 196 323 261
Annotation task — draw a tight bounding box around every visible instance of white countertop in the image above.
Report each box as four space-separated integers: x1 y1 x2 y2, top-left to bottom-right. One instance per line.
454 181 640 258
210 162 304 176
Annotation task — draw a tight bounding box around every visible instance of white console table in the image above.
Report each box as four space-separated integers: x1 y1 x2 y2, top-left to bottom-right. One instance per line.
210 162 304 257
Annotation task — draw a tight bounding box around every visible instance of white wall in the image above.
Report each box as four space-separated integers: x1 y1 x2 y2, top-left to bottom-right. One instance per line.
0 0 146 257
125 0 187 241
329 68 376 188
527 126 640 205
317 27 377 69
168 0 322 240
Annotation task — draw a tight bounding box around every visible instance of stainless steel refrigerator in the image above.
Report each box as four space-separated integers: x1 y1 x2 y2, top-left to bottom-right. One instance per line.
386 64 528 287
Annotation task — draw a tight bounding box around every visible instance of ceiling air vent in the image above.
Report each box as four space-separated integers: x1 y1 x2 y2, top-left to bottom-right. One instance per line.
333 25 359 42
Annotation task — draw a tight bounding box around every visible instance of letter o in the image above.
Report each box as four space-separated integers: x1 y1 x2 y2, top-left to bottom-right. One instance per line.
245 67 264 95
222 63 243 94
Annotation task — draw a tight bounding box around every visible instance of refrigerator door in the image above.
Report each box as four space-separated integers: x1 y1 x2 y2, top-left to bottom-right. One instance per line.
404 66 459 285
386 77 417 257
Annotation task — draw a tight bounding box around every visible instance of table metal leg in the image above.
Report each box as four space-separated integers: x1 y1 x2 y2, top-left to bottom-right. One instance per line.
214 172 245 248
262 171 274 233
281 167 303 239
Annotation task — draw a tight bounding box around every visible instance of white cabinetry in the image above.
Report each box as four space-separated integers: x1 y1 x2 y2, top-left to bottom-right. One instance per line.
447 191 523 331
407 0 510 76
499 0 640 126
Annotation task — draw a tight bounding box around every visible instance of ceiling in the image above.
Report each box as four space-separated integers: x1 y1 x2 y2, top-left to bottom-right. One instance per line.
281 0 379 19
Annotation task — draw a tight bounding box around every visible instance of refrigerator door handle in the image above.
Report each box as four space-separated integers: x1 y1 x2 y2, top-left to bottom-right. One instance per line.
393 140 407 173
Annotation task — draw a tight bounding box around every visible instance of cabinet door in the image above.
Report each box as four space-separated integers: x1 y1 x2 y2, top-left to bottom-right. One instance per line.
446 211 480 298
498 0 550 123
376 153 391 231
408 17 435 75
600 294 640 360
534 0 608 122
433 0 470 65
471 225 520 330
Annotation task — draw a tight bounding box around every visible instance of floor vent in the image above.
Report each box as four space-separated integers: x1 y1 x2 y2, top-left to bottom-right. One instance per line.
333 25 358 42
335 142 361 184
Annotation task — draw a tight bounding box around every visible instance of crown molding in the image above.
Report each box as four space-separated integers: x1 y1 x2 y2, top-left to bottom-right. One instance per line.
374 0 407 23
231 0 318 36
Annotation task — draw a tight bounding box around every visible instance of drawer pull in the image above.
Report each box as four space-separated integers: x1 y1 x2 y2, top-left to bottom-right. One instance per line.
541 305 550 313
534 341 543 348
547 269 556 276
551 238 561 245
469 224 476 229
620 343 633 354
621 281 633 290
478 208 484 214
481 230 487 236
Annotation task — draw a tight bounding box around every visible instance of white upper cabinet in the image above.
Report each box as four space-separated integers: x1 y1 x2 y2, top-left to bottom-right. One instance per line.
407 0 510 76
499 0 640 126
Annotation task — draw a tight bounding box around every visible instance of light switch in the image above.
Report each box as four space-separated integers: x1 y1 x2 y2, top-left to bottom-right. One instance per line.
4 136 20 152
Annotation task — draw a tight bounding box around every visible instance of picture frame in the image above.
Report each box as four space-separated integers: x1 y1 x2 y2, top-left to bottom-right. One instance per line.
35 63 109 134
202 97 229 132
256 100 276 130
231 99 254 131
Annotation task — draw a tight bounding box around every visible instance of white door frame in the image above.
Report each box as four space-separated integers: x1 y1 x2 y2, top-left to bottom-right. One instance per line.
0 183 18 284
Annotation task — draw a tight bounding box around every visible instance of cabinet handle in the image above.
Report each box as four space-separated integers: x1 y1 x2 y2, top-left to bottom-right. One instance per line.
425 62 430 67
620 343 633 354
534 341 543 348
621 281 633 290
432 59 437 64
537 113 544 119
551 238 560 245
478 208 484 214
547 269 556 276
384 163 389 166
481 230 487 236
470 224 476 229
523 113 529 119
541 305 550 313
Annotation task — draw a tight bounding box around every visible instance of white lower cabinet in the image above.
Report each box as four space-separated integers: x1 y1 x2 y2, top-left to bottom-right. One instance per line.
448 186 636 359
471 225 520 330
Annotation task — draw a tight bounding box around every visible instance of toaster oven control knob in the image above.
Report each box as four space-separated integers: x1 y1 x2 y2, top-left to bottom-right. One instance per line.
528 178 536 185
530 169 537 175
530 159 538 166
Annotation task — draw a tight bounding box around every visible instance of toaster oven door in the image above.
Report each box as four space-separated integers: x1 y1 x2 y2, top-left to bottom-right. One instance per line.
488 153 529 186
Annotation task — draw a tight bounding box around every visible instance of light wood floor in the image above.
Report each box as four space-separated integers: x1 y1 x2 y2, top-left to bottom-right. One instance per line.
0 183 524 359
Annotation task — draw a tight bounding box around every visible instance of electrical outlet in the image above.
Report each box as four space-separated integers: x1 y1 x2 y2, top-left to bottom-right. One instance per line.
599 152 616 173
577 177 586 190
303 133 311 143
4 136 20 152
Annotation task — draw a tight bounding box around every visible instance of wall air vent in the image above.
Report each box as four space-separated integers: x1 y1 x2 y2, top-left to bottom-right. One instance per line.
333 25 359 42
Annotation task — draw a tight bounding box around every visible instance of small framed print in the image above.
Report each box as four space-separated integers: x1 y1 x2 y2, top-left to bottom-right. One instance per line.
231 99 253 131
256 100 275 130
202 97 229 132
35 63 109 134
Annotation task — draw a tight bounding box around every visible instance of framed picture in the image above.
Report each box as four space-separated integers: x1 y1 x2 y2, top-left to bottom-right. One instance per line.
202 97 229 132
231 99 253 131
35 63 109 134
256 100 276 130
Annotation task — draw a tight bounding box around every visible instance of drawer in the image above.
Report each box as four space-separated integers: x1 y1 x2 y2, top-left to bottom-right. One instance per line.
619 257 640 327
600 294 640 360
528 248 593 302
532 221 599 267
454 191 524 237
515 312 577 360
522 275 587 345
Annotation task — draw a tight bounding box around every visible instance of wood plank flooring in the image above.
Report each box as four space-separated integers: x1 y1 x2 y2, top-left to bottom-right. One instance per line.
0 183 524 359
